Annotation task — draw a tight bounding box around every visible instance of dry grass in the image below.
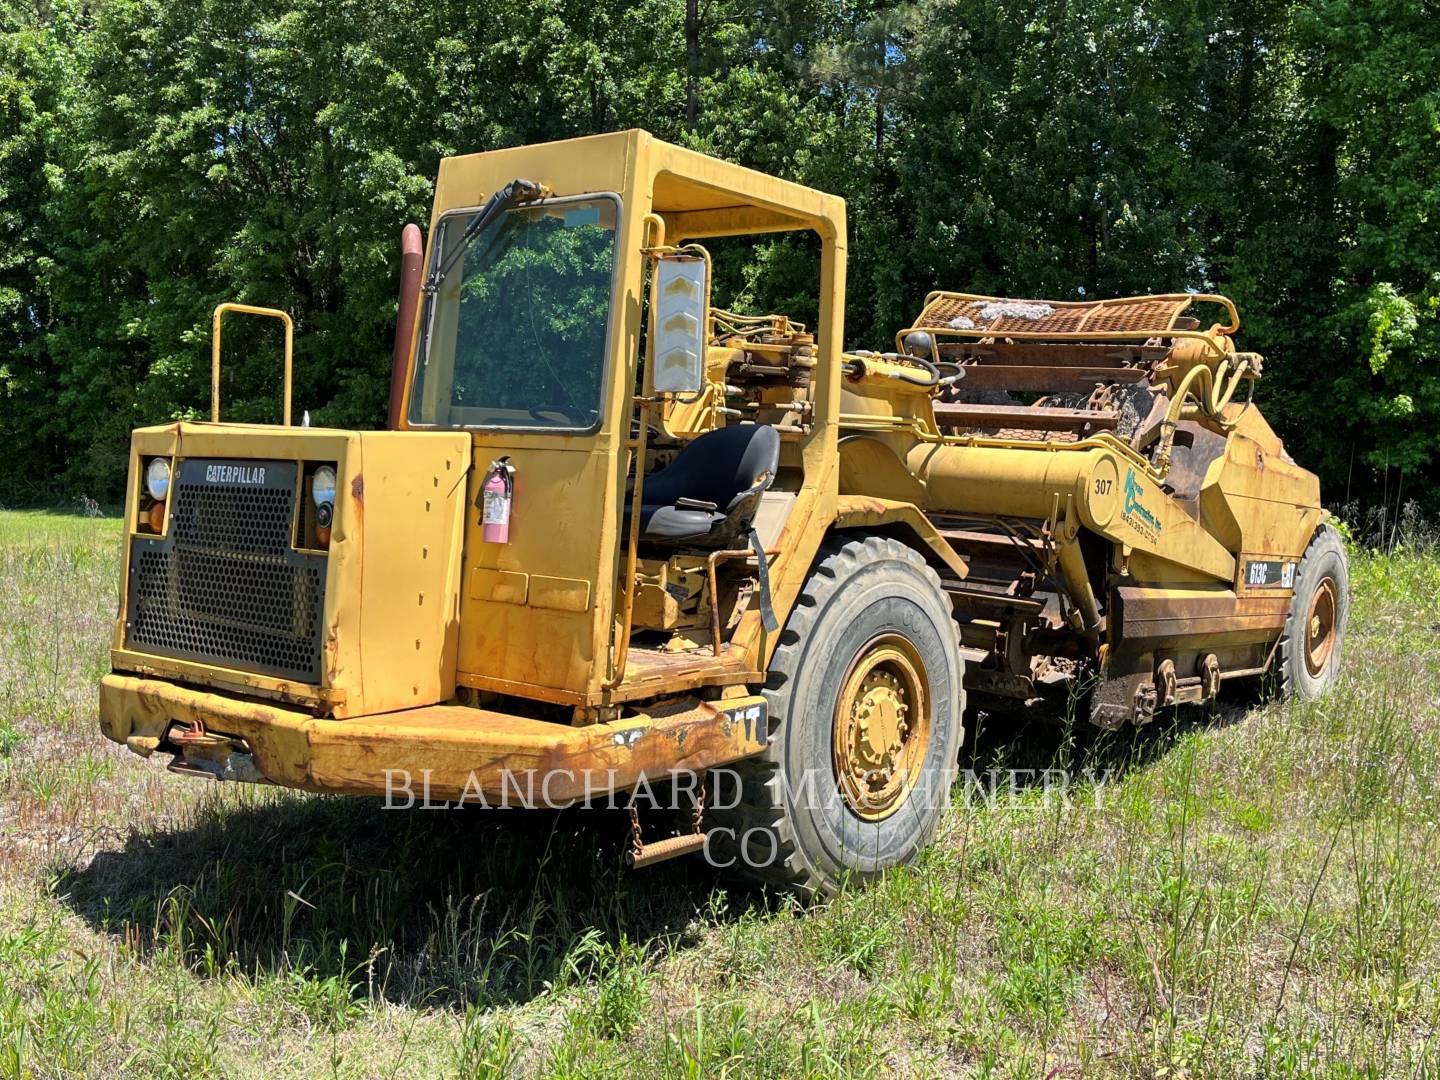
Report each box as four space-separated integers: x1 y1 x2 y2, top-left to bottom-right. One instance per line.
2 507 1440 1077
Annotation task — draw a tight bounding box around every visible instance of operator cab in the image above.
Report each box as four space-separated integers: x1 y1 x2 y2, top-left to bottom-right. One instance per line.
396 131 846 712
619 219 828 651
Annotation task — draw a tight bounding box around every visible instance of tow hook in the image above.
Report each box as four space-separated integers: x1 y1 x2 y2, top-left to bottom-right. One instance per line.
165 720 271 784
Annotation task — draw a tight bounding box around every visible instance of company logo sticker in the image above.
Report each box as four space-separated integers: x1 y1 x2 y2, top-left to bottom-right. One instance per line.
1122 469 1162 542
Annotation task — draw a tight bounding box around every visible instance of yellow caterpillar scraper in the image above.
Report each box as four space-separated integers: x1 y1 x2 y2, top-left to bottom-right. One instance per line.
99 131 1345 895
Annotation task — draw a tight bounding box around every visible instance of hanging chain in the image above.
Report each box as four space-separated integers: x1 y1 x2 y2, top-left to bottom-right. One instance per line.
627 802 644 862
690 774 707 836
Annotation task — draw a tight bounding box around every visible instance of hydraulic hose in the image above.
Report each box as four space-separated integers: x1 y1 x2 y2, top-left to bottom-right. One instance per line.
884 352 941 388
1153 352 1259 474
843 351 942 389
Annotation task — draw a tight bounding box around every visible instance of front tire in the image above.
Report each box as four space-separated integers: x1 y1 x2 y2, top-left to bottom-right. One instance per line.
1276 524 1349 701
709 536 965 897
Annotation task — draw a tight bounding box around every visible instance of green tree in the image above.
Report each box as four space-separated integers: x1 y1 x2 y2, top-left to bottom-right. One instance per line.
2 0 1438 511
0 0 79 502
1242 0 1440 507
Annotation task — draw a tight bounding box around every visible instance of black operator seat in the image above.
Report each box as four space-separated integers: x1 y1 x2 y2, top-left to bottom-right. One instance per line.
633 423 781 545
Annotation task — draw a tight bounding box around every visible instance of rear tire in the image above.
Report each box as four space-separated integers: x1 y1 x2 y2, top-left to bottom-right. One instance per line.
708 535 965 898
1276 524 1349 701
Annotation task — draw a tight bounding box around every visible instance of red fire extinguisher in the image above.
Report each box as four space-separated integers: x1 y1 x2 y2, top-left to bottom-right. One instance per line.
481 458 515 543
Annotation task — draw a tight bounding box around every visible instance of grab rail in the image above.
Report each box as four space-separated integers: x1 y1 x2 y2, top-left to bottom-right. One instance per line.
211 303 294 425
897 292 1241 361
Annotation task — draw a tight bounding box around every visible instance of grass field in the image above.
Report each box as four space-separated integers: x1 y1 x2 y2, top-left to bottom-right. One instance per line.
2 507 1439 1078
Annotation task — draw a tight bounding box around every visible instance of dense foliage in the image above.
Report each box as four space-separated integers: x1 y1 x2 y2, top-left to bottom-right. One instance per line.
1 0 1436 509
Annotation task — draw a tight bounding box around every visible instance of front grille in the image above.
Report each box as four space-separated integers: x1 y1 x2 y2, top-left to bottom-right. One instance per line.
125 459 327 683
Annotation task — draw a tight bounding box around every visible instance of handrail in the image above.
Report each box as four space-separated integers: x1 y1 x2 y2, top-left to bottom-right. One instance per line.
211 303 294 425
897 291 1241 361
918 290 1240 334
605 394 653 689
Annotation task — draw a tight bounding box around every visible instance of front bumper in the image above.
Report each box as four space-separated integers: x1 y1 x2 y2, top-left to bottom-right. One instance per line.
99 674 768 802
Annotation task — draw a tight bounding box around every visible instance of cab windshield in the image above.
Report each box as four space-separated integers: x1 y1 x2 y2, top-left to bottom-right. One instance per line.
408 194 619 430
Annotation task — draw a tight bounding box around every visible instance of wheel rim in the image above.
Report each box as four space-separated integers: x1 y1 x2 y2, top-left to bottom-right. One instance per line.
832 633 933 821
1304 578 1338 678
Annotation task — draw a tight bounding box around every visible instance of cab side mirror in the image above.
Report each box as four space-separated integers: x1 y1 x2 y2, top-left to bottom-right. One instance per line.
650 254 709 395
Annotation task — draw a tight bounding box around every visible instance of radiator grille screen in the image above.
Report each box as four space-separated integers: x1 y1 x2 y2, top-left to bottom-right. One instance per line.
125 459 327 682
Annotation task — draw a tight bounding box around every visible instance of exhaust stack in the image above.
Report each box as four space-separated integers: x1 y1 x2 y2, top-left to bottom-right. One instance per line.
387 223 424 429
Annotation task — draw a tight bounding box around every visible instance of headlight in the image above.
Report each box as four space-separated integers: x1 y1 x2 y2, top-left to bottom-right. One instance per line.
145 458 171 500
311 465 337 506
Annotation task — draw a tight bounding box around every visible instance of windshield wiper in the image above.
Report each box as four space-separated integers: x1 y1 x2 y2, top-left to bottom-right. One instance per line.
422 177 545 294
